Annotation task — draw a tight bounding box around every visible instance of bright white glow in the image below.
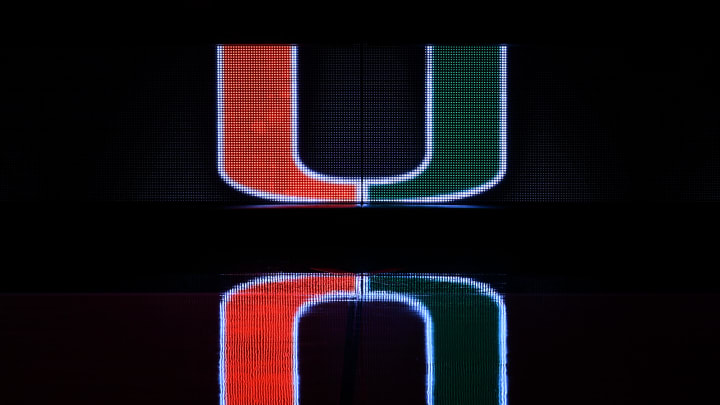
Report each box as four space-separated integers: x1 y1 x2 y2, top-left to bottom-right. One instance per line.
220 273 506 405
216 45 434 203
217 45 507 204
292 289 434 405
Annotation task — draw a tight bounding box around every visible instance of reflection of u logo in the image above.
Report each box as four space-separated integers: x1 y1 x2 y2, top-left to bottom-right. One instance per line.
219 274 507 405
217 45 507 203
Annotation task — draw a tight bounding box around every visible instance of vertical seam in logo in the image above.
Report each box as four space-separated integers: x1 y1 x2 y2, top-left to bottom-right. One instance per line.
221 274 506 405
359 45 435 196
290 46 365 196
292 290 435 405
371 46 508 203
217 45 507 203
289 46 435 200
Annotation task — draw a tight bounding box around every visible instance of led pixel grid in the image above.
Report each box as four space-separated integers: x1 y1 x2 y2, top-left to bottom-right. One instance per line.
217 45 507 203
220 274 507 405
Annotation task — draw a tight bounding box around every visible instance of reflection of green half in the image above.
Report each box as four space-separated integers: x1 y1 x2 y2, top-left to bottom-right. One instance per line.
368 46 505 202
369 275 503 405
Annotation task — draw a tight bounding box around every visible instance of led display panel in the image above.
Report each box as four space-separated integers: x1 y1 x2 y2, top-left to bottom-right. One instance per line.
220 274 506 405
217 45 507 203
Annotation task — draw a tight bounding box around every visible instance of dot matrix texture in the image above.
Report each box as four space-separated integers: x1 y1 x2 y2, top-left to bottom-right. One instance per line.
369 275 505 404
218 45 506 203
368 46 505 201
218 46 356 202
220 274 506 405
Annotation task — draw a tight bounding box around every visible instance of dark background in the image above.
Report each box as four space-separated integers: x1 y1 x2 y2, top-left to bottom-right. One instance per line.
3 44 718 202
1 3 719 404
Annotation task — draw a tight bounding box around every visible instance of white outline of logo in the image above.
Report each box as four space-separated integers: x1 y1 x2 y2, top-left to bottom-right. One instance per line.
217 45 507 203
219 274 507 405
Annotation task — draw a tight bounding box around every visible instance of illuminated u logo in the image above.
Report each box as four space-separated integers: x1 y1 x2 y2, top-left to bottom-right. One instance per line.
217 45 507 203
220 274 507 405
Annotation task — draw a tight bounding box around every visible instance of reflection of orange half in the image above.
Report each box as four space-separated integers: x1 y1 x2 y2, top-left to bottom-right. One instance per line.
221 45 356 201
222 275 356 404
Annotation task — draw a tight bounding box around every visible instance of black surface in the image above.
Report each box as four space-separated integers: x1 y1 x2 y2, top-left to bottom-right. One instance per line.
360 46 425 179
298 45 362 178
2 293 718 404
299 301 426 405
298 45 425 179
2 45 718 202
1 5 719 405
1 203 718 293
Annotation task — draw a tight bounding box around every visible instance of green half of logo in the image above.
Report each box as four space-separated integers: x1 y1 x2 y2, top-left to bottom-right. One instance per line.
368 46 506 203
368 274 507 404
